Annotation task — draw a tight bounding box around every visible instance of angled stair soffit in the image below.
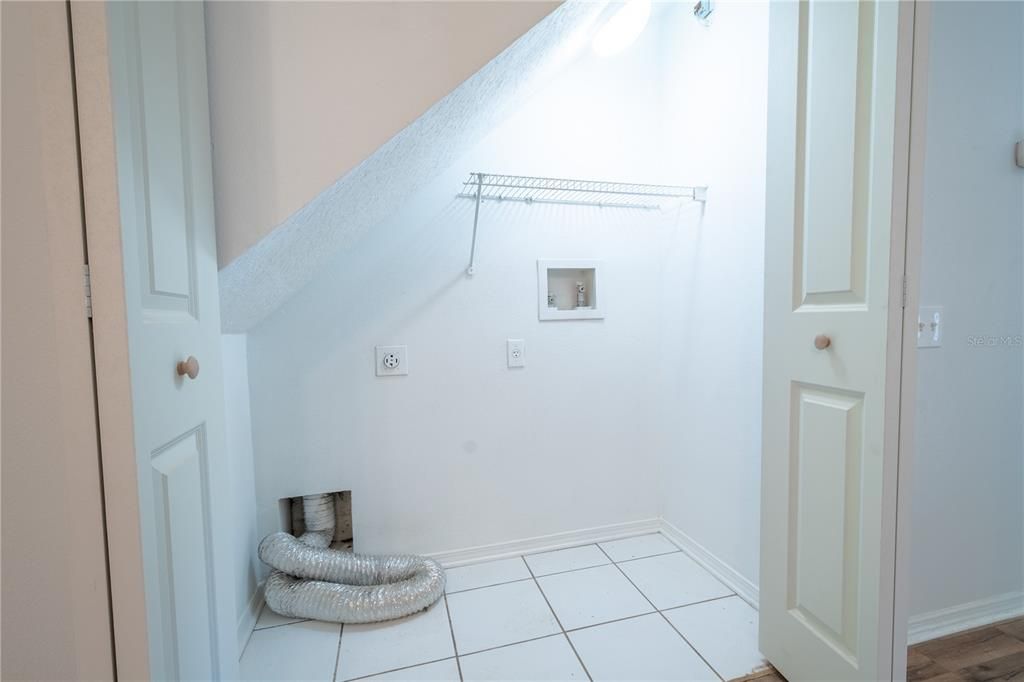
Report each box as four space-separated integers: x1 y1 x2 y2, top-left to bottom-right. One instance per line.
218 1 603 332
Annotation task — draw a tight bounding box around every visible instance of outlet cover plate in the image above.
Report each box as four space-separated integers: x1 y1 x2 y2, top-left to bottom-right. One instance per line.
507 339 525 368
375 345 409 376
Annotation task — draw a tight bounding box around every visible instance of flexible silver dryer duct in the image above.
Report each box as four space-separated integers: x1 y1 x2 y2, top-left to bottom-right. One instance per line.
259 494 445 624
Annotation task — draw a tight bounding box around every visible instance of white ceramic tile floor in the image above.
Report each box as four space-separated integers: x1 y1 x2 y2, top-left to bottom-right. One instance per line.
597 534 679 562
337 599 454 680
239 533 767 682
240 620 342 681
663 596 766 680
459 635 587 681
536 565 653 630
362 659 461 681
447 580 561 654
568 613 718 681
524 545 610 577
445 557 532 593
617 552 732 610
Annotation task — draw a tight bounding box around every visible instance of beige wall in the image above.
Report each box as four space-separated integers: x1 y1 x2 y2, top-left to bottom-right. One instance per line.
1 2 114 679
205 0 557 268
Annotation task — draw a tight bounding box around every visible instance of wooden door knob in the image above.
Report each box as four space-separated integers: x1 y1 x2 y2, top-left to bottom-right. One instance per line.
177 356 199 379
814 334 831 350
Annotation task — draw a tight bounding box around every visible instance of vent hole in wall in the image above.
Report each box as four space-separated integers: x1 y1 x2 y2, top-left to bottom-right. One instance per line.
284 491 354 551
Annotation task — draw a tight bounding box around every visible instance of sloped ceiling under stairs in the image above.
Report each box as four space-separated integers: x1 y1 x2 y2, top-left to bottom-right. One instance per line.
215 1 604 332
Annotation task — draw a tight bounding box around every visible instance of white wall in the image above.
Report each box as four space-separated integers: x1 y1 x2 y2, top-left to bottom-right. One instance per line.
221 335 261 653
909 1 1024 619
655 1 768 591
242 2 768 583
245 17 670 558
205 0 557 268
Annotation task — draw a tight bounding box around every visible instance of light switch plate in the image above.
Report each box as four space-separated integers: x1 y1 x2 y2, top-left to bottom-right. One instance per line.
917 306 943 348
375 345 408 376
507 339 525 368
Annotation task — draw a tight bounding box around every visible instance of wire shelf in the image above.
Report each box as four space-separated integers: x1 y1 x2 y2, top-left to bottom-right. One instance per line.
457 173 706 210
458 172 707 276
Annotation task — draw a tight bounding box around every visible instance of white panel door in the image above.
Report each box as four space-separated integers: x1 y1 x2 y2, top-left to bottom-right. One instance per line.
105 2 236 679
760 1 906 680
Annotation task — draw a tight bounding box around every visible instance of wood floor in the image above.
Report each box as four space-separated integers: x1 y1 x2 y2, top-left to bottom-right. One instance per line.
730 667 785 682
909 617 1024 681
727 617 1024 682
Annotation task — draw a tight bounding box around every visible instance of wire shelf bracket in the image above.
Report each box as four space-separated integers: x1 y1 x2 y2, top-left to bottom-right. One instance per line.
458 172 707 276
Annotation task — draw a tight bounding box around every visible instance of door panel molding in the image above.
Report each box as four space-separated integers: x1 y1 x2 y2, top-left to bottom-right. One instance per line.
113 1 199 319
793 1 876 310
789 384 865 663
150 424 216 681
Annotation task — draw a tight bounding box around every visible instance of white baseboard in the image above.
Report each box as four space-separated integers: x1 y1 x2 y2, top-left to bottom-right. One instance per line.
659 518 760 609
908 591 1024 645
428 518 661 568
237 584 264 658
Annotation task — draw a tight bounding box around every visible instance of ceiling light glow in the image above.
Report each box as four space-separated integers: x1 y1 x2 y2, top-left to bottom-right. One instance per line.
591 0 652 57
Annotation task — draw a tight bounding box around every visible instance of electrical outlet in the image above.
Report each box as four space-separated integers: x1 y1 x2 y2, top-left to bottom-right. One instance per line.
375 345 408 376
917 307 943 348
507 339 525 368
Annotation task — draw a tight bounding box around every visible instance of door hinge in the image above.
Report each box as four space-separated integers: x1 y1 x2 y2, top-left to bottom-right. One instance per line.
83 264 93 318
901 274 907 309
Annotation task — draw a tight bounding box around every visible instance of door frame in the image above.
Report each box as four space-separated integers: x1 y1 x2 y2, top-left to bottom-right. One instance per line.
892 0 934 674
2 2 116 677
70 2 152 679
70 0 926 678
885 0 930 678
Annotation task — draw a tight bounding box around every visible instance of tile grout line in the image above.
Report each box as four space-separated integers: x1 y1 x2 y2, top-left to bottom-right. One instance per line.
451 600 742 661
657 593 737 614
601 545 729 681
521 555 594 682
596 543 659 615
441 533 670 576
253 618 312 632
555 594 734 637
446 576 536 596
530 562 612 578
238 602 266 662
343 656 458 682
595 543 727 682
444 537 635 573
459 632 567 659
446 557 620 595
332 623 344 682
446 546 685 596
514 533 666 562
612 549 687 566
567 609 659 632
442 592 465 682
659 615 726 682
